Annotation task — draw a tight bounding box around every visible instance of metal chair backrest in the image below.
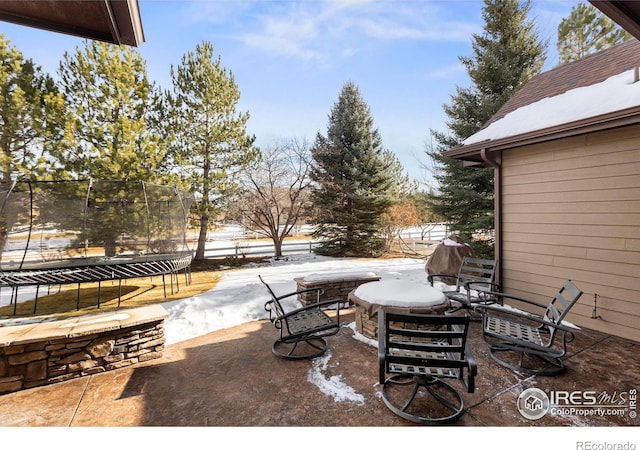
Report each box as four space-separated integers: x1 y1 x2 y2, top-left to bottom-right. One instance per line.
543 279 583 327
259 274 286 318
380 311 472 385
454 257 498 292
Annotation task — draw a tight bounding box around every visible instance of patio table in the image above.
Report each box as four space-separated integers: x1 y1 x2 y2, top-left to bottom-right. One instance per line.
348 279 450 339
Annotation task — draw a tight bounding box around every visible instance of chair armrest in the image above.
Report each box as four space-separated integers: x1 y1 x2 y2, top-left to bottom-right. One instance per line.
274 287 324 302
473 302 577 333
427 273 458 286
459 281 501 304
473 290 546 309
462 280 500 293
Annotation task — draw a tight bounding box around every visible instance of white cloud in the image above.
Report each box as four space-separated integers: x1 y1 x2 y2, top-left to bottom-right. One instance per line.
241 32 325 62
218 1 481 62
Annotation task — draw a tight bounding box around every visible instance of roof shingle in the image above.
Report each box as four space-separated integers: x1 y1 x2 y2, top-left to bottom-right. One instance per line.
446 39 640 163
486 38 640 126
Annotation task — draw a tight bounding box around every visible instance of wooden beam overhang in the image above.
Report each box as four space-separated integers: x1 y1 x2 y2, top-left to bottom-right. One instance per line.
0 0 145 47
591 1 640 41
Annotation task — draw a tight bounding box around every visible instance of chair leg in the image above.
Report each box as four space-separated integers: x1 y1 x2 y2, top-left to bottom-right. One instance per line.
466 307 483 322
446 303 465 314
272 337 328 360
489 346 565 376
381 374 465 425
446 302 482 321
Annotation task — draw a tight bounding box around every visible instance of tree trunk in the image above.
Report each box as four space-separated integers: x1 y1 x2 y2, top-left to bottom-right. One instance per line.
105 237 117 257
195 214 208 260
273 237 283 258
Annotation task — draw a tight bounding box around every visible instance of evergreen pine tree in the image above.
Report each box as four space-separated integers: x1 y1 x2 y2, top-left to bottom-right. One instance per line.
426 0 546 258
57 40 164 182
166 41 257 260
0 34 64 183
557 2 631 65
311 81 394 257
56 41 169 256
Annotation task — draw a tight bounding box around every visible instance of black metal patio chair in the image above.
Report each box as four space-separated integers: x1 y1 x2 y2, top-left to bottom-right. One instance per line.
260 275 342 360
474 279 583 376
427 257 499 313
377 311 477 425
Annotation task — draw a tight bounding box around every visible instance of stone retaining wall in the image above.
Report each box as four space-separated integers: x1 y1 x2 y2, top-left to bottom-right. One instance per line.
0 305 168 394
294 272 381 306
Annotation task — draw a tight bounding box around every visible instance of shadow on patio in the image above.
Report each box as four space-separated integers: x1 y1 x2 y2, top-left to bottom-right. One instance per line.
0 308 637 427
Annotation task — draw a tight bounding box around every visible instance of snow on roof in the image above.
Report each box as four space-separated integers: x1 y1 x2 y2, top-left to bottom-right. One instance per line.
463 69 640 146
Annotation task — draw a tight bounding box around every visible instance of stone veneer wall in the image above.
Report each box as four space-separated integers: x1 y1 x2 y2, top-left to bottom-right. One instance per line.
353 302 451 340
294 272 382 306
0 305 168 394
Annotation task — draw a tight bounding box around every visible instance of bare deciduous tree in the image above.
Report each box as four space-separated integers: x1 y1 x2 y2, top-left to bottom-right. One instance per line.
232 138 313 258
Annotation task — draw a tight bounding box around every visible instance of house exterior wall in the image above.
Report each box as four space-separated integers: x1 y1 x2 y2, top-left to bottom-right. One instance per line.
500 125 640 342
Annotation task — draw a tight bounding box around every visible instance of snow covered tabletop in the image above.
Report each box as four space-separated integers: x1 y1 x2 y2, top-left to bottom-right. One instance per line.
349 279 448 315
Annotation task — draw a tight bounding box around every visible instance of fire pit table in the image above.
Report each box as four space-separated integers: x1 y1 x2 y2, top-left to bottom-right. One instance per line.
348 279 450 340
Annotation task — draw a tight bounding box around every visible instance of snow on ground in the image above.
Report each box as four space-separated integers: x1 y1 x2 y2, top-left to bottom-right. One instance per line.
161 253 434 345
307 350 365 405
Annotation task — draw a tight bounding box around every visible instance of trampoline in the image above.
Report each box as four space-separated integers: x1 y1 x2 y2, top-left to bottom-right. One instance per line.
0 179 195 315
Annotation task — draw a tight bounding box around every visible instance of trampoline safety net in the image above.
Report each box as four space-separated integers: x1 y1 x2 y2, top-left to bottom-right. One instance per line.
0 180 195 291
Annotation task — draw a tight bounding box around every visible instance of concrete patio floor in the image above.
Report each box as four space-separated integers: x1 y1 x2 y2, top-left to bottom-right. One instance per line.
0 308 638 429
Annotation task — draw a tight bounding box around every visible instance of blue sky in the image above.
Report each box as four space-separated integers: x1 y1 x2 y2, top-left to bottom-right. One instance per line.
0 0 581 185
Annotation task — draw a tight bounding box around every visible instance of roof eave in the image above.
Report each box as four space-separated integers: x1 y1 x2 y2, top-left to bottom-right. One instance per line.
591 1 640 41
444 105 640 165
0 0 145 47
107 0 145 47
